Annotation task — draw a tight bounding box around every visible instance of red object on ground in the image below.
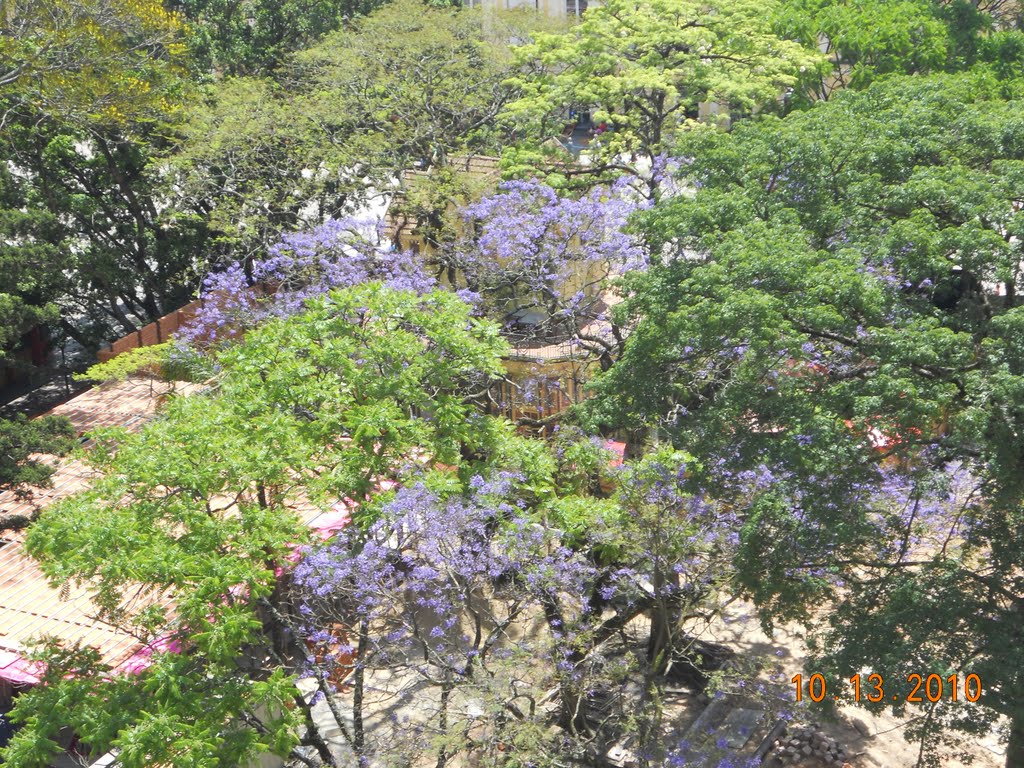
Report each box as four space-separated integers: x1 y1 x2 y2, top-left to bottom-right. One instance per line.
604 440 626 467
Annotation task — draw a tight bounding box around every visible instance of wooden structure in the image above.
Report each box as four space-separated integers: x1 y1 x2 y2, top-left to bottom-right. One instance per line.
96 298 206 363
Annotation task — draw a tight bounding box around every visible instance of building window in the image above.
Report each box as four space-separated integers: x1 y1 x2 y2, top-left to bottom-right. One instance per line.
566 0 588 15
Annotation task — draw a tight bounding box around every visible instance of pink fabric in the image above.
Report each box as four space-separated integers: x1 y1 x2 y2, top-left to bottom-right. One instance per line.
277 500 356 575
312 508 353 540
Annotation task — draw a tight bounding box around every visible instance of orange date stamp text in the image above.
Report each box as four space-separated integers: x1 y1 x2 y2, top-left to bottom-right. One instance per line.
791 672 982 704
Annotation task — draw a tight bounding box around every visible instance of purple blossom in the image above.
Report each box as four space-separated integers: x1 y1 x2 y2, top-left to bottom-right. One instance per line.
452 178 646 345
180 217 434 345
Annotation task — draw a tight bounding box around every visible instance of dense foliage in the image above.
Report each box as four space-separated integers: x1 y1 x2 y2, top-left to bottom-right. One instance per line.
504 0 820 192
7 284 509 766
0 0 187 126
0 415 76 502
5 1 1024 766
587 71 1024 764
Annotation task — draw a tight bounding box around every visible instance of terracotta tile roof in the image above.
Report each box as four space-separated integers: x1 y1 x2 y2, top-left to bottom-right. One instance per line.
446 154 502 177
0 459 98 542
0 376 207 528
0 538 174 678
0 378 200 681
0 379 205 532
45 378 204 436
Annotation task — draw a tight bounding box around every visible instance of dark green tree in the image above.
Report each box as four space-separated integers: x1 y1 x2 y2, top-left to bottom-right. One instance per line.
0 415 76 501
1 116 209 344
0 162 68 353
0 161 76 503
587 71 1024 765
170 0 385 76
0 0 203 345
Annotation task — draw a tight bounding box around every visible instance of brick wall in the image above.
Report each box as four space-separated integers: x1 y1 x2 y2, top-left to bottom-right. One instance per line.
96 298 205 363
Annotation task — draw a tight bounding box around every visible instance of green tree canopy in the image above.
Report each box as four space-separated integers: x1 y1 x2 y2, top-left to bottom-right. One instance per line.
4 283 510 767
0 115 209 343
294 0 536 174
0 157 79 501
171 0 385 76
167 76 337 268
0 0 202 344
773 0 985 102
504 0 820 193
0 415 76 503
168 0 543 266
0 162 68 352
587 71 1024 764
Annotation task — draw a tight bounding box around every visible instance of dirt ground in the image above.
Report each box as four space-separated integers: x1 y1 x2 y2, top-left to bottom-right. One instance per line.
704 602 1005 768
299 599 1006 768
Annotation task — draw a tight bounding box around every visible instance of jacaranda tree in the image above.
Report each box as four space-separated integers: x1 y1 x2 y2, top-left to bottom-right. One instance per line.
4 283 509 767
587 70 1024 765
451 178 646 367
180 217 434 346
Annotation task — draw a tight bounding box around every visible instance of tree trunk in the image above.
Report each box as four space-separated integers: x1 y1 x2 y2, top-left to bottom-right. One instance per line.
436 670 454 768
59 319 93 352
635 671 663 768
646 568 679 675
297 721 338 768
353 617 370 754
539 595 590 734
1007 708 1024 768
624 426 649 461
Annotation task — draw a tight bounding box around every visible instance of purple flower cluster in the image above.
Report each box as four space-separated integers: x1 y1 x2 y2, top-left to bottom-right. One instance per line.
179 217 434 345
454 178 646 338
292 475 607 680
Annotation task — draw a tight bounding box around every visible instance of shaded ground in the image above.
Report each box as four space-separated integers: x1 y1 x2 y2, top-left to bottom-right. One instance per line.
707 603 1005 768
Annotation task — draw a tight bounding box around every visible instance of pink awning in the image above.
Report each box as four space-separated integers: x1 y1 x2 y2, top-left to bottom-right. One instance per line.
112 634 183 676
0 650 43 685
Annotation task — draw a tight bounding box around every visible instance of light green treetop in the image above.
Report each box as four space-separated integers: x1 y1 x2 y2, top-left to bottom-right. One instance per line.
505 0 821 191
3 284 510 767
